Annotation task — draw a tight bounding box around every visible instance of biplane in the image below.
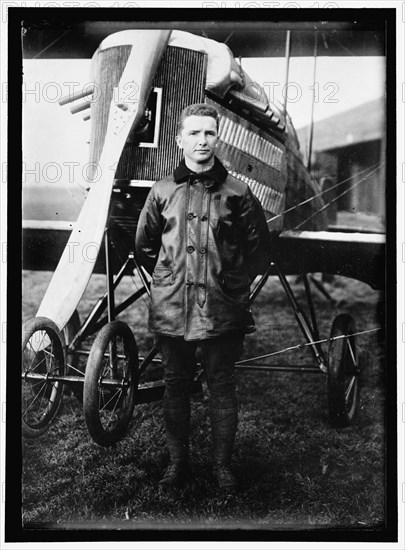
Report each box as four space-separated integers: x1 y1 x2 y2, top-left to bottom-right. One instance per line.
21 19 387 447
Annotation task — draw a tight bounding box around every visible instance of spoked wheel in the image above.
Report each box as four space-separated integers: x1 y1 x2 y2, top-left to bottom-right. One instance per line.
22 317 66 438
83 321 138 446
327 313 360 428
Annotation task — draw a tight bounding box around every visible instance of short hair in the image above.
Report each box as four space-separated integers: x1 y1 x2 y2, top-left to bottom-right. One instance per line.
177 103 219 134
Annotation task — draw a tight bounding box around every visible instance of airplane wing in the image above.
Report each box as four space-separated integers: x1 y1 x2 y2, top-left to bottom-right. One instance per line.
273 230 385 290
20 20 385 60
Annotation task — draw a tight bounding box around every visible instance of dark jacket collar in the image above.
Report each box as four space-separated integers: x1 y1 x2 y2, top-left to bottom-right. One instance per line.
173 157 228 188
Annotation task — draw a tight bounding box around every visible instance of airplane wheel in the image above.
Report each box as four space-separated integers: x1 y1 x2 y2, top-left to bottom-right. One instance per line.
83 321 138 446
63 310 84 401
22 317 66 438
327 313 360 428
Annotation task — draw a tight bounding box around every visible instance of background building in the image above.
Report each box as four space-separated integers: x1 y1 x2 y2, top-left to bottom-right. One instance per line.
297 96 385 232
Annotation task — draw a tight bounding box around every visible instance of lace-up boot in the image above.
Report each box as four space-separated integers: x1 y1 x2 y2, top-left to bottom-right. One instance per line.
212 462 238 491
159 400 190 488
210 403 238 491
159 461 189 488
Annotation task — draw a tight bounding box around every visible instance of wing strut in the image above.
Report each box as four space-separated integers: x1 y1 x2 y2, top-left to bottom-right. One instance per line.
307 31 318 173
283 30 291 118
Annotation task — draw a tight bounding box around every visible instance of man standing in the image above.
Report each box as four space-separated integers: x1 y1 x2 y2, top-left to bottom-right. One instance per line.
135 103 270 490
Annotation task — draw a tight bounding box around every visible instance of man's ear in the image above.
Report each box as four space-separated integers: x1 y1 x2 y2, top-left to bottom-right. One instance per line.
175 135 182 149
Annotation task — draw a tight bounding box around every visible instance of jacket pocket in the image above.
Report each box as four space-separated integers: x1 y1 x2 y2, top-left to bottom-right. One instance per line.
221 271 250 302
216 219 242 243
152 266 174 286
223 271 250 290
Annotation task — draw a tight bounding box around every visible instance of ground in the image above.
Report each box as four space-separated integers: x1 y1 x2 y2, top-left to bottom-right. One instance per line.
19 269 388 533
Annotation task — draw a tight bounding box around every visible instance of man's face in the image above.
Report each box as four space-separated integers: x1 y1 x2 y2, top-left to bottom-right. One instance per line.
176 115 219 166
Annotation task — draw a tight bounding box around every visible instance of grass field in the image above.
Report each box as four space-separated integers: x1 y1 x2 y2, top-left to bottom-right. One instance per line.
21 269 387 532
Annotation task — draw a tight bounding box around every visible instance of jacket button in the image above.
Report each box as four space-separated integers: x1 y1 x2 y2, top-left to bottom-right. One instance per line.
187 245 195 253
198 283 205 289
200 247 207 254
201 215 208 222
187 213 194 220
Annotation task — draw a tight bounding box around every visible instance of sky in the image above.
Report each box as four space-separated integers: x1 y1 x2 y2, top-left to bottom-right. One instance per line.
242 56 385 130
22 55 385 188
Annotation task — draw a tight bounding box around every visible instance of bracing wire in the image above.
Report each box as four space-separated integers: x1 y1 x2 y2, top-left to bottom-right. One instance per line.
291 165 382 231
266 161 383 226
32 29 71 59
237 327 381 364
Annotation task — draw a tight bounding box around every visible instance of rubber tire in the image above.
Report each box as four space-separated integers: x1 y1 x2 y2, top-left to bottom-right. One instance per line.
22 316 66 438
327 313 360 428
83 321 138 446
63 310 84 401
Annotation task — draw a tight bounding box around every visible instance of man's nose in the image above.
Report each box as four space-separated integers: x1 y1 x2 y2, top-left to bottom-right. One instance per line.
198 132 207 145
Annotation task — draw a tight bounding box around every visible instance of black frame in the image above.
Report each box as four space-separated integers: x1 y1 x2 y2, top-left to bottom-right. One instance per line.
9 5 397 544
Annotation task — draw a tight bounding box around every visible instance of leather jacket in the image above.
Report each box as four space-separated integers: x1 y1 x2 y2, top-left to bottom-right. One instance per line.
135 157 271 340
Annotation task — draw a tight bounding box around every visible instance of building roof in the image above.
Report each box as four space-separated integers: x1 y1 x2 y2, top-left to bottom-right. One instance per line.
296 96 384 153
